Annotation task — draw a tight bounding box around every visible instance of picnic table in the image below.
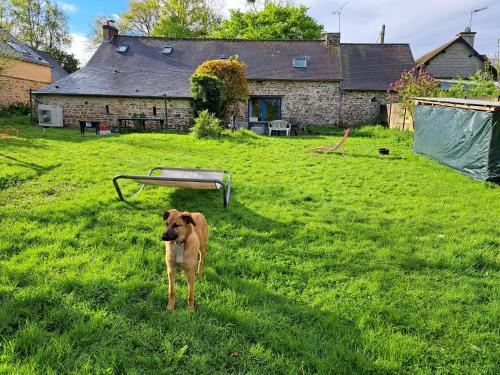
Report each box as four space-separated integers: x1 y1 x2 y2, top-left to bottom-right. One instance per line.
117 117 165 133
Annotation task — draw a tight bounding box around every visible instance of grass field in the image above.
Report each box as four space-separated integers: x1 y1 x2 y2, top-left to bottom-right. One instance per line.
0 115 499 374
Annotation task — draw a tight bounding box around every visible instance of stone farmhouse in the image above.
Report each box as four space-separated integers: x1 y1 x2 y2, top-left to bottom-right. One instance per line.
416 29 498 86
34 23 414 129
0 28 68 108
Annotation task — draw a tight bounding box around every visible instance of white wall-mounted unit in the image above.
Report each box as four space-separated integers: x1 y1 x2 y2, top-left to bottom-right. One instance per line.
38 104 63 127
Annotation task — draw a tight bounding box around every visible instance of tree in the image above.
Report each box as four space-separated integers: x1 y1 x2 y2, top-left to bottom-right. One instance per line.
245 0 292 12
0 34 15 90
9 0 70 50
387 69 439 116
194 58 248 111
152 0 221 38
211 3 324 40
89 14 116 49
120 0 161 36
44 47 79 73
0 1 12 31
190 73 227 117
89 0 220 47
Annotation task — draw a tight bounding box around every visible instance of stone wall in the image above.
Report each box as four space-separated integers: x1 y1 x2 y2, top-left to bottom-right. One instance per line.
34 95 194 130
34 81 389 129
0 76 48 108
341 90 387 126
234 80 341 126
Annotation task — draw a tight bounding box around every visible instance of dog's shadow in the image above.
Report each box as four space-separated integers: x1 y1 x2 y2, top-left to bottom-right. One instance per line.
160 190 379 372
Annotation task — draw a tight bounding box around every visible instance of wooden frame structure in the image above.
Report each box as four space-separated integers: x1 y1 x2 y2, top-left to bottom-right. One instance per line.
415 97 500 112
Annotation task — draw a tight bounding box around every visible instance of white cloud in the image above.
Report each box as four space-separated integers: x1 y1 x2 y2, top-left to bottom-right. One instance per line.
66 33 93 66
223 0 500 57
58 1 78 14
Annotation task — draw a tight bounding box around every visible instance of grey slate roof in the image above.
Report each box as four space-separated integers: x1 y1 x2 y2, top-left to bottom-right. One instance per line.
341 44 415 90
35 35 414 97
0 28 50 67
35 50 70 82
35 36 342 98
415 35 498 80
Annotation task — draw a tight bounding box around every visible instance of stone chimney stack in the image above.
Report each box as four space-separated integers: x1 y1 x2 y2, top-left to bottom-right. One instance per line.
103 20 118 42
457 28 476 48
325 32 341 47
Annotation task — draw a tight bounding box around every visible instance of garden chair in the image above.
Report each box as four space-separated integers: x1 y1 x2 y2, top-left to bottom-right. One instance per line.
268 120 291 136
113 167 232 207
307 128 351 154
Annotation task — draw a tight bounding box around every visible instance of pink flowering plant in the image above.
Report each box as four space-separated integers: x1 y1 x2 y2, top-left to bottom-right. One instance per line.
387 68 439 116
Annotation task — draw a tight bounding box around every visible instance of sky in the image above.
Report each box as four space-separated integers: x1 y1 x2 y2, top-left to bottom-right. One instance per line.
61 0 500 65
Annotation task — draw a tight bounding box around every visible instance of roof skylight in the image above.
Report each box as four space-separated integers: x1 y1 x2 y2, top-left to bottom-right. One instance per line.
162 46 173 55
116 45 129 53
7 41 29 54
293 57 307 68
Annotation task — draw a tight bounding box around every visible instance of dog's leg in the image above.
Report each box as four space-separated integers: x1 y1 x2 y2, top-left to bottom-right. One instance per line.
167 267 176 311
197 246 206 277
186 269 196 309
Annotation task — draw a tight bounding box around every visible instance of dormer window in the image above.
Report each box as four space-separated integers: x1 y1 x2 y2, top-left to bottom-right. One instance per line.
116 45 129 53
162 46 173 55
293 57 307 68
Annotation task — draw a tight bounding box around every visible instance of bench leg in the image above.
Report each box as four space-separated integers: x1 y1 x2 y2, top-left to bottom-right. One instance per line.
113 177 125 201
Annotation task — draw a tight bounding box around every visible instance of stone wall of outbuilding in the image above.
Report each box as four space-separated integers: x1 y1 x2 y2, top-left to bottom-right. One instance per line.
34 94 194 130
340 90 388 127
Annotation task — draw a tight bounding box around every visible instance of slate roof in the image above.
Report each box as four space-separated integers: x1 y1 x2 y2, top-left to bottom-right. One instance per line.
35 34 414 97
35 36 342 98
341 44 415 90
35 50 70 82
0 29 50 67
415 35 498 80
414 36 461 66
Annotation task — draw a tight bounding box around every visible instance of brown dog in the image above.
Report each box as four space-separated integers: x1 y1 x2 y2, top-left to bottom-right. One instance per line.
161 209 208 310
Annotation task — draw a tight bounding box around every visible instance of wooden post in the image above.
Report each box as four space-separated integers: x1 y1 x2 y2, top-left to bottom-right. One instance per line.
29 89 34 125
380 24 385 44
164 94 168 129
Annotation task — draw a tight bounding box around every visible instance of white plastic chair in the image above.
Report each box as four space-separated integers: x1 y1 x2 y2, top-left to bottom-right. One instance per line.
268 120 291 136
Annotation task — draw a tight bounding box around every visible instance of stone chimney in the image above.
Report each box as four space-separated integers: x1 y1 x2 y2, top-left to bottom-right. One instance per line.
103 20 118 42
457 28 476 48
325 32 341 47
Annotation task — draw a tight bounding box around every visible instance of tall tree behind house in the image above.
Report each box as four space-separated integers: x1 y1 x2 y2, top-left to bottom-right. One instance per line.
9 0 70 50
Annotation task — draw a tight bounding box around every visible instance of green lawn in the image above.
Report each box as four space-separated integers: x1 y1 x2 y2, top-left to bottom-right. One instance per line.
0 116 499 374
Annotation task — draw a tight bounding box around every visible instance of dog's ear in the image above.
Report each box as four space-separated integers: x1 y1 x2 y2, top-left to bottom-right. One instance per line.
163 209 178 221
181 214 196 226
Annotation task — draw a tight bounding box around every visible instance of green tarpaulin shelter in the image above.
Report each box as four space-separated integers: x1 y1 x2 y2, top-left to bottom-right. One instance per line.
414 98 500 182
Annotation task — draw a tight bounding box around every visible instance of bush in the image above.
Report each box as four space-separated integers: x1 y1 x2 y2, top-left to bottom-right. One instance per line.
0 102 31 117
190 73 227 117
437 65 500 98
194 57 248 108
190 110 224 139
